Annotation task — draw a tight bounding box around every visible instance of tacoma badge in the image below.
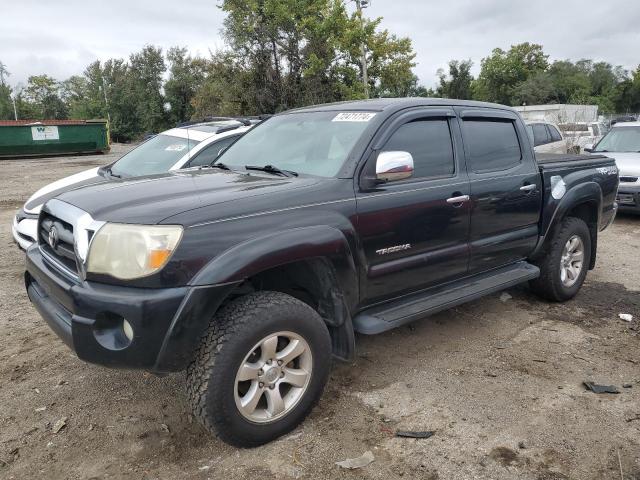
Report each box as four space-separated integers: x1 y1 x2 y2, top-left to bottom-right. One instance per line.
376 244 411 255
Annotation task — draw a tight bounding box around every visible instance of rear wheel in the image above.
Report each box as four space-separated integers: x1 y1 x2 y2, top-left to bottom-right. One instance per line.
530 217 591 301
186 291 331 447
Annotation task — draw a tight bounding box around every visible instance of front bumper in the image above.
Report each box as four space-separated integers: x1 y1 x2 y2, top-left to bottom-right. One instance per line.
12 214 38 250
616 184 640 213
25 246 237 373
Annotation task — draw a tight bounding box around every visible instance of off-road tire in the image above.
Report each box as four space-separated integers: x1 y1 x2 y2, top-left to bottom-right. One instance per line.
529 216 591 302
186 291 331 447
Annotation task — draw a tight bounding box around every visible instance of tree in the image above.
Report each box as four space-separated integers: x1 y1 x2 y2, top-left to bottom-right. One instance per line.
22 75 67 119
192 50 255 118
436 60 473 99
128 45 168 133
512 72 556 106
164 47 206 124
217 0 420 114
366 28 417 97
0 61 10 86
62 61 110 120
473 43 548 105
0 83 13 120
0 61 14 119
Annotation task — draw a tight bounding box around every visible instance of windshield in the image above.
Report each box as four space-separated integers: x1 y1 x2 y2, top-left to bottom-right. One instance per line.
111 134 200 177
594 126 640 153
217 111 373 177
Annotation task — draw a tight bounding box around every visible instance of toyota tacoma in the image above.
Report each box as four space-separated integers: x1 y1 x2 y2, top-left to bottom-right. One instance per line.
25 98 619 447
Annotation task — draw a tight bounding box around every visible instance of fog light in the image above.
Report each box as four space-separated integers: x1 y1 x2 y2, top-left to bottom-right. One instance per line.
122 319 134 342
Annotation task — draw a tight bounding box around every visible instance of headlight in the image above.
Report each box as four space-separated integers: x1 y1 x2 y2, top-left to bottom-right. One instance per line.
87 224 183 280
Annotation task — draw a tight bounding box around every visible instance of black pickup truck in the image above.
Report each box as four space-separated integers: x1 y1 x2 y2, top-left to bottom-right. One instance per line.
25 98 618 447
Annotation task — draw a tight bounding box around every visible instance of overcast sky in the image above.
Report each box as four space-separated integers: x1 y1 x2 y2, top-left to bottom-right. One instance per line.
2 0 639 88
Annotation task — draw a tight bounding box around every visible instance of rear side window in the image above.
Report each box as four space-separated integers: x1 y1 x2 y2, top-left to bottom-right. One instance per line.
548 125 562 142
463 119 522 172
187 136 238 167
382 119 454 179
532 124 549 146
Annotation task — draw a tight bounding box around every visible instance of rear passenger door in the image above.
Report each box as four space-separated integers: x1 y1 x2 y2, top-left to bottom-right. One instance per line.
356 108 470 305
457 109 541 274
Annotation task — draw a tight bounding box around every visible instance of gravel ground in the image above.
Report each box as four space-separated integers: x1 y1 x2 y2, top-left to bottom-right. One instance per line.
0 147 639 480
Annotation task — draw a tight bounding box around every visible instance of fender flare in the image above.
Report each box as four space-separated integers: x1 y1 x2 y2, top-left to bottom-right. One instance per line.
189 225 359 306
532 181 602 265
541 181 602 239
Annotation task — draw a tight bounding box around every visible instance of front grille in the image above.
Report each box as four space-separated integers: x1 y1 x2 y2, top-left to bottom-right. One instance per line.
39 212 78 275
620 176 639 183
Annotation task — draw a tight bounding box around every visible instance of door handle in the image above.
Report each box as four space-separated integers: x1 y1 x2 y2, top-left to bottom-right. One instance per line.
446 194 470 205
520 184 536 192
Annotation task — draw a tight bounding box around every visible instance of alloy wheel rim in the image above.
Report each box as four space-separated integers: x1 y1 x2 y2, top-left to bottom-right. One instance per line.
234 331 312 423
560 234 584 287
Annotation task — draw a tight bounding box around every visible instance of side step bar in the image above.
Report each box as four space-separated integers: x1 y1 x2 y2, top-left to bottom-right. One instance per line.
353 261 539 335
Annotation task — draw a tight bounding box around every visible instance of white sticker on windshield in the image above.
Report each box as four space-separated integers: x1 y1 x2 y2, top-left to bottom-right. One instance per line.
332 112 376 122
165 144 187 152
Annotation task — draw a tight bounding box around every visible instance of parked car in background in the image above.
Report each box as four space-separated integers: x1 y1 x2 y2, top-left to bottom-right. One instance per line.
586 121 640 213
559 122 607 153
611 115 638 125
12 119 255 249
25 98 618 447
526 121 568 154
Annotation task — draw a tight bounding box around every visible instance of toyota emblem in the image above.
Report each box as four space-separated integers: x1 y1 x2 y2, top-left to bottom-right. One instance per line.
48 225 59 249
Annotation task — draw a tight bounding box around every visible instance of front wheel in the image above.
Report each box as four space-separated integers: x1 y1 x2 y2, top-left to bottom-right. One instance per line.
530 217 592 302
186 291 331 447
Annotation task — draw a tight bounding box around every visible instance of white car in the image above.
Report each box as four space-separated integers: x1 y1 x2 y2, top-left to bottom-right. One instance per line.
586 121 640 213
526 122 568 154
12 120 253 249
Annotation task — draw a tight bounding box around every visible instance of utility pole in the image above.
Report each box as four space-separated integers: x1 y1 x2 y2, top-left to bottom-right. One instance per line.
101 76 111 126
354 0 369 99
11 95 17 120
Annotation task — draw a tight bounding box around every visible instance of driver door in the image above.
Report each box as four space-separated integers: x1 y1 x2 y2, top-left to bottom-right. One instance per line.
355 108 471 306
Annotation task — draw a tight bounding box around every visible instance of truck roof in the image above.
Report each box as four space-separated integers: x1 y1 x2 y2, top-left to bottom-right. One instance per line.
286 97 515 114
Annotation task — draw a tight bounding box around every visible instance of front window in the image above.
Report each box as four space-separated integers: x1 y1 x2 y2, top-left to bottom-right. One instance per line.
594 127 640 153
111 135 200 177
217 111 373 177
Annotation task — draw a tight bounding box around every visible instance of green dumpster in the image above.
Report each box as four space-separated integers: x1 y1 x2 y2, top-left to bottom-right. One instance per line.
0 119 110 158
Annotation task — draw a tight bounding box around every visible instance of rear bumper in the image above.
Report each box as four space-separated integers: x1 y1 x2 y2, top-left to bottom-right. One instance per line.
25 245 237 373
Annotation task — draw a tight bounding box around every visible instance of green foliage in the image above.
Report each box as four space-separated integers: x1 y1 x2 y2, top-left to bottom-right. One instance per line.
165 47 206 124
0 83 13 120
436 60 473 99
22 75 68 119
473 43 548 105
469 44 640 113
205 0 419 114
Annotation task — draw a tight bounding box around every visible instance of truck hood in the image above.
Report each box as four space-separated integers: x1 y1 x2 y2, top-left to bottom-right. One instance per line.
56 169 317 225
596 152 640 177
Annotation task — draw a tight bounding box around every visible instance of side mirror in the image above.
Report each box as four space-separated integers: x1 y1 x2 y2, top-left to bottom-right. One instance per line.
376 151 414 183
583 144 594 153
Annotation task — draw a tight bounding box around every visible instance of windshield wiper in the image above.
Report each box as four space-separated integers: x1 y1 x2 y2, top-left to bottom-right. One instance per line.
204 162 230 171
244 164 297 177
